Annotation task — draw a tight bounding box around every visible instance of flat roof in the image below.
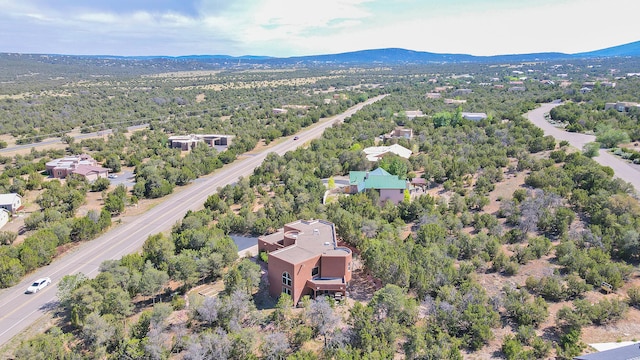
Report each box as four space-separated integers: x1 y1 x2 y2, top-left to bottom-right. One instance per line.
266 220 350 264
73 165 109 176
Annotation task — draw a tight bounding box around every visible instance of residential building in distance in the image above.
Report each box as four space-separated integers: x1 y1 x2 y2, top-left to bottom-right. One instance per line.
0 193 22 213
363 144 412 162
461 112 488 121
425 92 442 99
323 98 336 105
45 155 109 181
272 108 288 115
348 168 410 205
451 89 473 96
168 134 234 151
444 98 467 105
434 86 453 93
403 110 424 119
605 102 640 112
385 127 413 140
258 219 352 304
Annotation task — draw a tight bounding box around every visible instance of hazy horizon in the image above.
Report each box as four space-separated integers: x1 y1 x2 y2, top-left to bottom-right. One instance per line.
1 0 639 58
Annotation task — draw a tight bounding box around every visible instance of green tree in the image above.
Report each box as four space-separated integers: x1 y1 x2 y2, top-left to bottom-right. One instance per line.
224 258 261 295
91 177 111 192
0 256 25 287
139 260 169 303
308 296 340 347
142 233 175 270
596 128 630 148
104 154 121 173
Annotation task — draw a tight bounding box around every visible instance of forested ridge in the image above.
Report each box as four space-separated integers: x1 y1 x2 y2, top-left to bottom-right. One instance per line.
2 56 640 359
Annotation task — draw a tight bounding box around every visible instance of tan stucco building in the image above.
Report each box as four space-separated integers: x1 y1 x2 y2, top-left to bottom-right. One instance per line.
258 220 352 305
45 154 109 181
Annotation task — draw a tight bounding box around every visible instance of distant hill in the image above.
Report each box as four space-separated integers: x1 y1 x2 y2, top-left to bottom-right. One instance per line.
2 40 640 72
277 48 573 65
175 42 639 65
275 41 640 65
574 40 640 58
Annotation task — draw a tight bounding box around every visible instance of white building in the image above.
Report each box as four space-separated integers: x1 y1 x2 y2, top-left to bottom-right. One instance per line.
0 209 9 229
461 112 488 121
363 144 412 162
0 193 22 213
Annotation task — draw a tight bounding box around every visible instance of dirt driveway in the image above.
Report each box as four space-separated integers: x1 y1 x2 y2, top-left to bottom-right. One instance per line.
525 102 640 193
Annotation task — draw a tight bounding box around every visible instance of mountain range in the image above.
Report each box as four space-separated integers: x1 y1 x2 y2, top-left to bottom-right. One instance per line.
3 41 640 71
170 40 640 65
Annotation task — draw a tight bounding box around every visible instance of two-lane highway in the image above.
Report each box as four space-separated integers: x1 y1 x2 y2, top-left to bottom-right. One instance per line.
0 94 386 347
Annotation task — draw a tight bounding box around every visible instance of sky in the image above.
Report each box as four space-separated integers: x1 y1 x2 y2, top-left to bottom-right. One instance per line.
1 0 639 57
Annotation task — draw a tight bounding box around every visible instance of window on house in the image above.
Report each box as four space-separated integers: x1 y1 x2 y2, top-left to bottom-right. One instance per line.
348 262 352 271
312 266 319 277
282 287 291 296
282 272 291 286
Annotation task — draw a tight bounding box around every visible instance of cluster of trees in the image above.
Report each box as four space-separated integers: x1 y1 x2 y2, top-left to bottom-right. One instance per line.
549 77 640 145
14 208 240 359
0 175 115 288
0 68 376 287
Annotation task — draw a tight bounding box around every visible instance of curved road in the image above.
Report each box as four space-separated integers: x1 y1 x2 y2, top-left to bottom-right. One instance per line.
0 94 387 348
525 102 640 192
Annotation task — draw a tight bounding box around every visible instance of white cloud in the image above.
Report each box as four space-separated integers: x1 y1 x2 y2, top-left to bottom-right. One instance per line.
0 0 639 56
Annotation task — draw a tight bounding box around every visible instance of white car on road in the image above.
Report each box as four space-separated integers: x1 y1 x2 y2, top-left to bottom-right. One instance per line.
25 277 51 294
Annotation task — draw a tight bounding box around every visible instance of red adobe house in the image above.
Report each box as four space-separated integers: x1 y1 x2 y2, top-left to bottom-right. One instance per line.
258 219 352 305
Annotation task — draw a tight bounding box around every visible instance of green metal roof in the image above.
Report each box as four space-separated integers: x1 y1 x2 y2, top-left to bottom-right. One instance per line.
348 168 407 190
364 175 407 190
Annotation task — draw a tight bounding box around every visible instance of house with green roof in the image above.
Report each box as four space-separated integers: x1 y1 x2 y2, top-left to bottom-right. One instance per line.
348 168 409 204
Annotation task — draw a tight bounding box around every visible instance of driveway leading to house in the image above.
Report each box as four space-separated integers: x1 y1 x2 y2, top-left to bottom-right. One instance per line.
108 171 135 187
525 102 640 193
0 94 387 349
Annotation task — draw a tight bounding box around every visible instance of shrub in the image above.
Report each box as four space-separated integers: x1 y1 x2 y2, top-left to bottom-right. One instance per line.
293 326 314 347
171 294 186 310
628 286 640 308
583 142 601 158
503 287 549 327
550 150 567 163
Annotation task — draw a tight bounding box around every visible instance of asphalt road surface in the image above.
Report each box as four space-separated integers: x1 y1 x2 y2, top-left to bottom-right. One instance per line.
0 94 386 347
525 102 640 192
